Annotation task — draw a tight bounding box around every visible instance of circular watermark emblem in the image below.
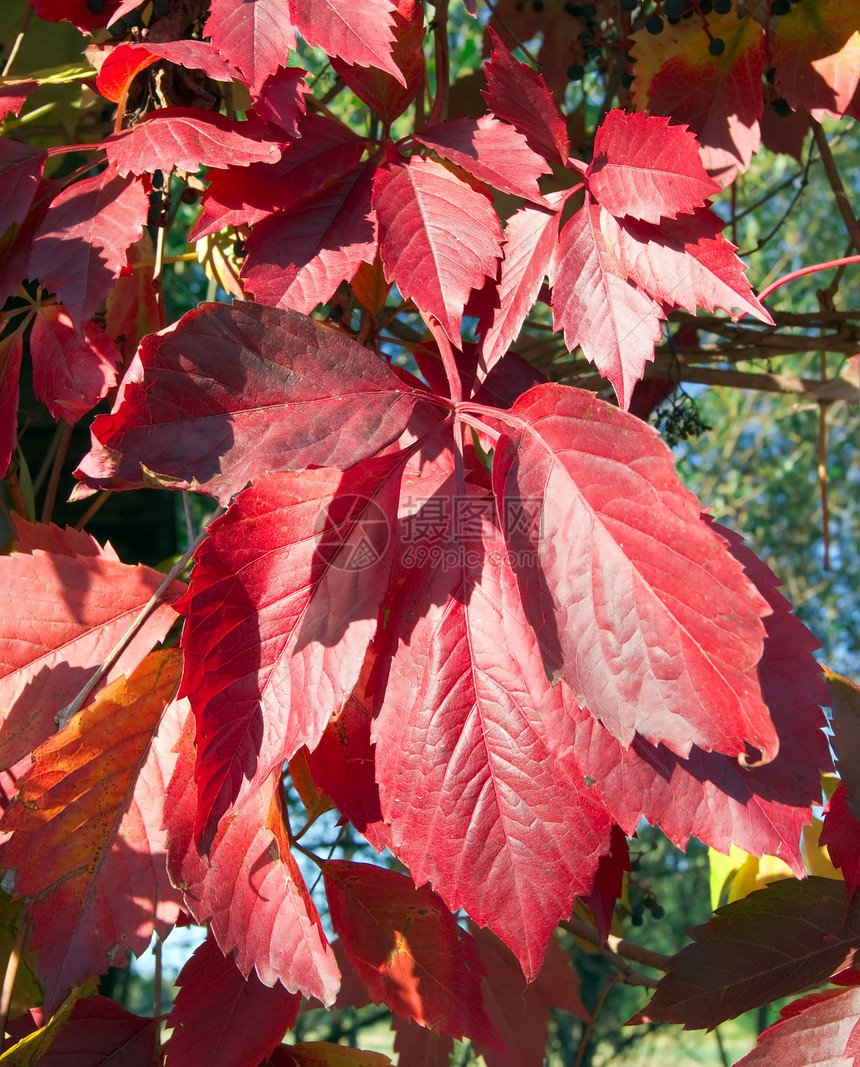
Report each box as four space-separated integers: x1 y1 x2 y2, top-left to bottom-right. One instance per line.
312 493 392 572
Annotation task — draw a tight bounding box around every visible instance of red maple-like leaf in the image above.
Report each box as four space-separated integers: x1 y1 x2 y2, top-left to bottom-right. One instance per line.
190 112 366 240
28 304 121 423
205 0 296 98
329 0 425 123
493 383 779 763
820 784 860 900
0 518 182 772
104 108 283 177
733 986 860 1066
391 1017 454 1067
549 201 665 408
73 302 432 504
476 196 562 376
0 81 39 122
0 329 24 478
588 110 720 222
323 861 498 1046
481 28 569 166
166 731 340 1004
179 458 405 843
0 651 185 1011
289 0 403 84
373 153 502 346
96 40 238 103
32 0 122 31
164 933 302 1067
600 206 772 321
0 139 45 235
253 67 310 139
824 667 860 820
372 468 612 977
28 169 149 327
241 163 377 315
416 114 551 205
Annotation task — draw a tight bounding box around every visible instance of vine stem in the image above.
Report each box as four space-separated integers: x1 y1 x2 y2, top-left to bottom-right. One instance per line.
0 921 27 1038
562 915 670 974
811 120 860 253
56 505 223 729
427 0 450 128
574 974 620 1067
753 255 860 309
1 5 32 77
40 420 73 523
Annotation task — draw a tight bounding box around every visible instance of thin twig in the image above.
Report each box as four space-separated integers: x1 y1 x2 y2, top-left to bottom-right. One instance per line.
0 921 27 1037
1 6 33 77
811 120 860 253
56 507 223 728
575 975 620 1067
74 490 111 530
561 916 671 975
40 421 73 523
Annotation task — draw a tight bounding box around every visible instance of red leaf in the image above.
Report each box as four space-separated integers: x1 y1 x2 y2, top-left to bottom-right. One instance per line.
585 825 631 942
0 519 182 772
588 110 719 222
0 651 185 1011
823 667 860 820
773 0 860 121
416 114 551 204
323 861 496 1046
0 138 45 235
0 81 39 121
7 995 160 1065
179 457 404 843
28 169 149 327
549 202 665 408
391 1017 454 1067
493 383 778 763
821 784 860 900
469 925 588 1067
600 206 773 322
73 302 430 505
104 108 283 177
481 28 569 166
205 0 296 97
476 197 561 376
166 744 340 1004
96 41 237 103
164 933 302 1067
190 112 365 240
29 304 121 423
253 67 310 139
734 985 860 1066
329 0 424 123
32 0 122 31
632 878 860 1030
630 11 765 185
0 329 24 478
568 520 829 869
373 473 611 977
289 0 404 85
241 162 377 314
373 154 502 346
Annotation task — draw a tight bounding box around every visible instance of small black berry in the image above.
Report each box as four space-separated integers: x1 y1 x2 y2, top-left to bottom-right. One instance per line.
567 63 586 80
699 0 713 11
771 0 790 13
107 14 127 35
564 2 582 13
713 0 731 12
646 14 663 32
651 904 666 919
631 912 644 926
708 36 726 55
621 0 638 9
621 71 635 87
664 0 688 17
532 0 544 11
581 2 597 15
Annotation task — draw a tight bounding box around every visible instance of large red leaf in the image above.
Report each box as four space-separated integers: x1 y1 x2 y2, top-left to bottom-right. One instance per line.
0 139 45 236
0 650 185 1011
96 40 238 103
476 197 561 376
373 154 502 346
391 1018 454 1067
329 0 424 123
253 67 309 139
773 0 860 121
566 521 830 869
0 328 24 478
372 472 612 977
165 730 340 1004
241 162 377 314
820 784 860 900
631 11 765 185
824 667 860 819
416 114 551 205
493 383 778 763
190 112 365 240
104 108 283 177
164 933 302 1067
73 302 432 505
28 169 149 327
29 304 121 423
469 925 587 1067
205 0 296 97
600 206 772 322
0 518 182 772
323 861 497 1046
289 0 403 84
587 110 719 222
734 986 860 1066
549 201 665 408
481 28 569 166
6 996 160 1066
179 457 404 843
633 878 860 1030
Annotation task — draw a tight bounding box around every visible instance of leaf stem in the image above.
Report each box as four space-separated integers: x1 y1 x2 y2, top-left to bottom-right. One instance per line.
40 420 72 524
574 974 619 1067
811 120 860 253
1 5 32 78
427 0 450 128
0 920 27 1038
